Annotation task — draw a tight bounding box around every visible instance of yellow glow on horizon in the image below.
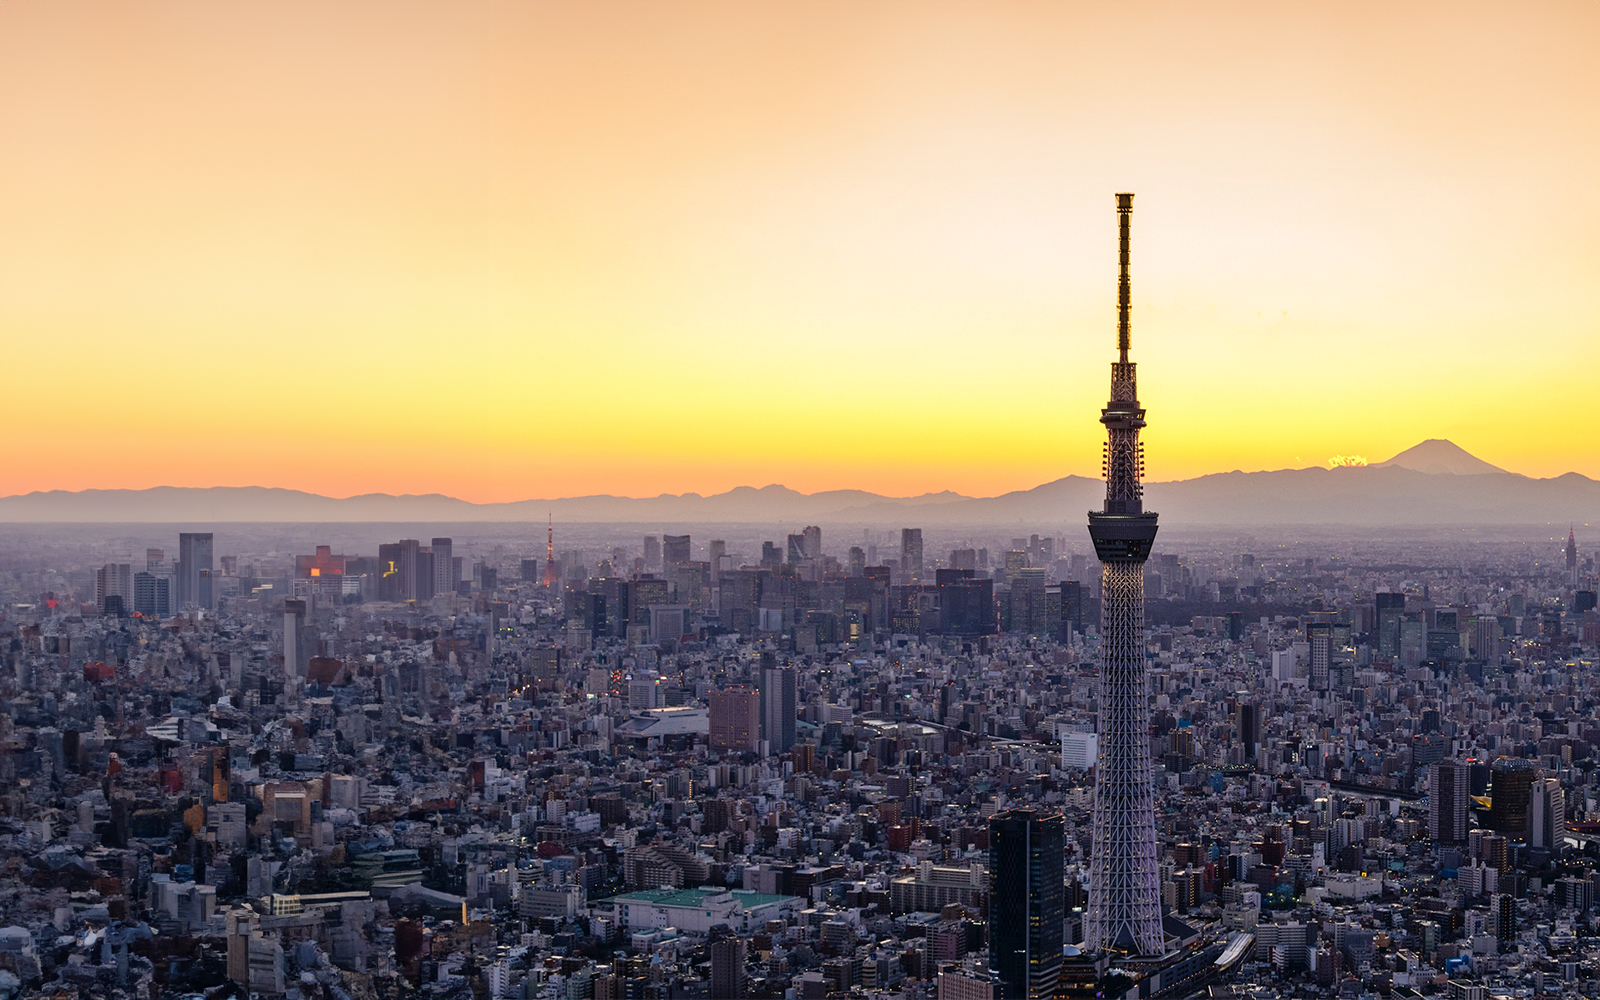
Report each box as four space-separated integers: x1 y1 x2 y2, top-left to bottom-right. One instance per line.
2 1 1597 503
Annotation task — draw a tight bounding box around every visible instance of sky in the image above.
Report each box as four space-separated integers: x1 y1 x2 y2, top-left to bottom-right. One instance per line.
2 1 1597 502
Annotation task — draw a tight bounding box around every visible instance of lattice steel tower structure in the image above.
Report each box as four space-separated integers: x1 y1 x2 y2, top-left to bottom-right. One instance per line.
1085 192 1164 958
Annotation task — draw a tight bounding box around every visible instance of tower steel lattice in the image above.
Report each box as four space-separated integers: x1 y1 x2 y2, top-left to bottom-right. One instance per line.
1085 193 1164 958
541 514 560 588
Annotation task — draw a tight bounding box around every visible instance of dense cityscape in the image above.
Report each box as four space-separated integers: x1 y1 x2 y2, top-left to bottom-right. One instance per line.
1 502 1597 1000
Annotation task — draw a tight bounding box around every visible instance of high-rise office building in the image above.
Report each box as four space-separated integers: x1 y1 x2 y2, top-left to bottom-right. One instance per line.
1084 193 1163 958
1488 758 1539 838
416 548 436 601
1375 592 1405 656
1398 615 1426 668
377 543 404 602
937 569 995 637
403 540 433 602
989 808 1064 999
95 563 132 616
283 599 308 684
662 534 691 569
901 528 923 585
760 663 797 755
1053 580 1084 638
643 536 661 572
800 525 821 560
176 532 214 610
1007 568 1048 635
709 688 760 752
133 572 171 618
375 539 432 602
1473 615 1504 662
1307 623 1332 691
1530 777 1565 851
1237 702 1260 759
1428 759 1470 844
431 538 456 597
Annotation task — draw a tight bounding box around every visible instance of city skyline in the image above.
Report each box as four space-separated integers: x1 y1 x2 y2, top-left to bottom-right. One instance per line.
3 1 1599 502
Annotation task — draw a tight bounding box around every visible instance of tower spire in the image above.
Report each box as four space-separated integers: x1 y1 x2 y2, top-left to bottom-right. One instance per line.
541 513 560 588
1117 192 1132 363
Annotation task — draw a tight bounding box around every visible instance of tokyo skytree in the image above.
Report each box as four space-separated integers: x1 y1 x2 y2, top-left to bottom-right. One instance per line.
1084 193 1164 957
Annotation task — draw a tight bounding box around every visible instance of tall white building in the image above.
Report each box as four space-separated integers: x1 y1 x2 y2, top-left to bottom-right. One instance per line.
1530 778 1565 850
1062 732 1099 771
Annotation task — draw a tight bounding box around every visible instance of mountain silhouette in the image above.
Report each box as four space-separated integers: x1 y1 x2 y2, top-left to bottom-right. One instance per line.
1372 439 1509 476
2 441 1591 526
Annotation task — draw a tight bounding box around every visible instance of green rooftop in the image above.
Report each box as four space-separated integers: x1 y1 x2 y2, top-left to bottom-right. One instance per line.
614 887 795 910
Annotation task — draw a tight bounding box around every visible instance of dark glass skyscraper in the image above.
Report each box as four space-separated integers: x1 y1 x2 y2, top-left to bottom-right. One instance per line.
1428 759 1469 844
1489 757 1539 838
989 808 1064 999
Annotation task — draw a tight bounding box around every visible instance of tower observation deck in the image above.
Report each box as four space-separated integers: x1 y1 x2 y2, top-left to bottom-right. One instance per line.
1085 192 1164 957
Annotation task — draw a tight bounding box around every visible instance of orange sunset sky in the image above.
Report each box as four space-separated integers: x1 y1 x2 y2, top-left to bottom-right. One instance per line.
2 1 1597 503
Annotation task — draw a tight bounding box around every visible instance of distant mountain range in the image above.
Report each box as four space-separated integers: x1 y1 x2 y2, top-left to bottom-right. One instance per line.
2 440 1593 526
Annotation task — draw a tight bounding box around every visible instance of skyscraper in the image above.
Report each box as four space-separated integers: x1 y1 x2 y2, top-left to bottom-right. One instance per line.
133 572 171 618
1307 622 1333 692
283 598 308 685
377 542 404 602
176 532 214 610
1428 759 1470 844
662 534 691 569
1488 757 1538 838
709 688 760 752
901 528 923 585
1084 193 1164 958
989 808 1064 999
760 662 796 755
431 537 456 597
709 935 747 999
95 563 132 616
1529 777 1565 851
801 525 821 559
1236 702 1260 760
1375 591 1405 656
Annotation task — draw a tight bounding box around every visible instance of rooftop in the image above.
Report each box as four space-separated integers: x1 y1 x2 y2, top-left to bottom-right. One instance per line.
613 887 796 910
